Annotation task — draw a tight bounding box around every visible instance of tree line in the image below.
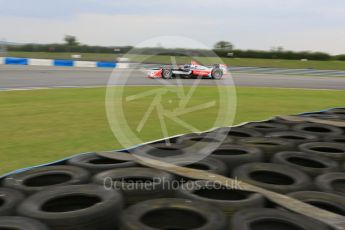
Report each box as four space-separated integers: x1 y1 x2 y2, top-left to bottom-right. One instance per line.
6 36 345 61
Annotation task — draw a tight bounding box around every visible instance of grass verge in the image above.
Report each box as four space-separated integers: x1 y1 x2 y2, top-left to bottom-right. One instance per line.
0 86 344 174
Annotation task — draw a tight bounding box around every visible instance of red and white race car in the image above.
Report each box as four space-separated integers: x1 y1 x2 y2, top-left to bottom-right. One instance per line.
147 62 228 80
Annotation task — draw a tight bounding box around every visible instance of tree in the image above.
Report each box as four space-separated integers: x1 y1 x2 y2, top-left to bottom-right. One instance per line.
214 41 234 50
64 35 79 46
270 46 284 52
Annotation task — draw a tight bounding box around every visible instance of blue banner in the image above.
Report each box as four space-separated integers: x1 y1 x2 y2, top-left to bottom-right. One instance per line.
96 62 117 68
4 57 28 65
53 59 74 67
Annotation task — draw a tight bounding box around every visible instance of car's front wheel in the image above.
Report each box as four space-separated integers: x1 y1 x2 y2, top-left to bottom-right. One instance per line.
161 69 173 79
211 67 223 79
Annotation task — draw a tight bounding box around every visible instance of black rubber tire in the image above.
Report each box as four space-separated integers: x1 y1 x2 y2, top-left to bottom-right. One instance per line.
214 127 263 141
161 68 173 79
272 151 339 177
176 132 233 146
268 117 303 126
232 162 312 194
92 167 174 205
237 137 295 161
287 191 345 216
211 67 223 79
265 131 319 144
324 135 345 144
149 136 181 144
292 123 344 136
130 141 204 164
17 184 123 230
325 108 345 116
0 188 25 216
208 144 264 174
176 180 265 216
315 172 345 196
298 142 345 162
243 122 289 133
67 152 137 174
230 208 329 230
131 137 230 164
120 198 228 230
2 165 90 195
0 216 50 230
174 157 228 183
301 113 345 121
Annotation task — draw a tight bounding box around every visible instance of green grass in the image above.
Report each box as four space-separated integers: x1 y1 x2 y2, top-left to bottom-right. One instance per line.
1 86 344 175
7 51 345 70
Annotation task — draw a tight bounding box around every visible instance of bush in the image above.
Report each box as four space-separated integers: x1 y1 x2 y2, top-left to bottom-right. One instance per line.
6 44 341 61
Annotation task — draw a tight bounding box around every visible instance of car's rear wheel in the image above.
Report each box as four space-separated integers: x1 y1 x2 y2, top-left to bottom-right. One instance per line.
211 68 223 79
161 69 173 79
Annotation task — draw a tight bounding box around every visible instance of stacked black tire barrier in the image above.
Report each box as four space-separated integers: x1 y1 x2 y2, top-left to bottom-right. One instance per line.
237 137 295 161
232 162 312 193
287 191 345 216
176 180 265 216
230 208 330 230
272 151 340 177
315 172 345 196
120 198 229 230
324 135 345 144
130 142 212 164
92 167 175 205
0 107 345 229
67 152 137 174
0 188 25 215
326 108 345 116
178 131 234 144
269 116 303 126
17 184 123 230
214 127 263 140
299 142 345 162
243 122 289 133
0 216 50 230
301 112 344 120
173 157 228 182
293 123 344 136
2 165 90 194
207 144 263 175
265 131 319 144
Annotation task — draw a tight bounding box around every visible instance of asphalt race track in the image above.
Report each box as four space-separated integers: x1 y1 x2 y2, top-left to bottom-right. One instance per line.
0 65 344 90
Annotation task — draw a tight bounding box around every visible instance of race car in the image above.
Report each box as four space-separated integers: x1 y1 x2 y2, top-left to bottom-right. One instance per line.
147 62 228 80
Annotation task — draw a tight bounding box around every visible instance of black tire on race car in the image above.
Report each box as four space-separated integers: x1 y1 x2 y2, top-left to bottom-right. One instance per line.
211 67 223 79
161 68 173 79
